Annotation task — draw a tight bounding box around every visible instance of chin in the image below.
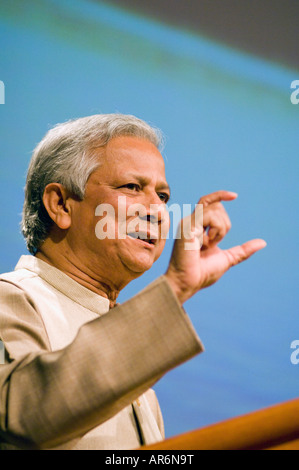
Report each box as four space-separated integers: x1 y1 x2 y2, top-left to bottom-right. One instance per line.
118 238 164 275
122 253 155 275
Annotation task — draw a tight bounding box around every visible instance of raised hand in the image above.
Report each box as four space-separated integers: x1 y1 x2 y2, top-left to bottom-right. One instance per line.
165 191 267 305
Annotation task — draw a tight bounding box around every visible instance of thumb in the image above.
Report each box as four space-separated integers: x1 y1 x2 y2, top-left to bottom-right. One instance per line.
224 239 267 267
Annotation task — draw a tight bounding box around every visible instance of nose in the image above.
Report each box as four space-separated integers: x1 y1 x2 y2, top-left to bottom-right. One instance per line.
126 193 170 240
143 190 169 223
139 212 160 225
141 196 167 226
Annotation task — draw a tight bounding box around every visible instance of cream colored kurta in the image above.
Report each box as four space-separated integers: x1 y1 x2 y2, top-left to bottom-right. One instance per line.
0 256 204 450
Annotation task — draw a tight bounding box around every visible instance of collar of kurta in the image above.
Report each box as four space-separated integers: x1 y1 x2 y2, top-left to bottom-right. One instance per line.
15 255 110 316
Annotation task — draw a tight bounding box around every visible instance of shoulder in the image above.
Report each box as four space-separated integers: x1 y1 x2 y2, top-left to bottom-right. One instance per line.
0 277 51 360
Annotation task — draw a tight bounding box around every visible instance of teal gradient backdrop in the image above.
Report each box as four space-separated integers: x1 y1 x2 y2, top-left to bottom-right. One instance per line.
0 0 298 438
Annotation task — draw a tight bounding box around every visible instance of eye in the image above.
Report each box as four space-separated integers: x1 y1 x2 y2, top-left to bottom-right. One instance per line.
157 192 170 203
121 183 140 191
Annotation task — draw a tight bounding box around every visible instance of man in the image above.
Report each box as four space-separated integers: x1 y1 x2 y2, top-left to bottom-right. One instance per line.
0 114 266 450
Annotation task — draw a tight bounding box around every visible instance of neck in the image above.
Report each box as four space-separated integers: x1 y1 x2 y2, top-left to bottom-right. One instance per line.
36 247 121 309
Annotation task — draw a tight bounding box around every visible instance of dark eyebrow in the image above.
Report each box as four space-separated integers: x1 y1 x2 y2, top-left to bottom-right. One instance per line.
125 174 171 195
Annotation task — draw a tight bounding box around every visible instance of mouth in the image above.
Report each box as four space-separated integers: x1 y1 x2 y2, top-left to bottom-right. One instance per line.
127 232 158 247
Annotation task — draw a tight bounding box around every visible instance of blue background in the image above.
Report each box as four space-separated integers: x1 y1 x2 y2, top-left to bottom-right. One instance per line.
0 0 298 438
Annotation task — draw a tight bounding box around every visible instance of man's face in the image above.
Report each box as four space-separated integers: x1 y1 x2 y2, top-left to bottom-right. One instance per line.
67 135 171 285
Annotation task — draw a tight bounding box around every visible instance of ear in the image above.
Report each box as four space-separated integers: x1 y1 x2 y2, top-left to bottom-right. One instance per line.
42 183 73 230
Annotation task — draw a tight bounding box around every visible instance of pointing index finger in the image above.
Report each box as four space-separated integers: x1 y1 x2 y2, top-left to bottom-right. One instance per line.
199 190 238 207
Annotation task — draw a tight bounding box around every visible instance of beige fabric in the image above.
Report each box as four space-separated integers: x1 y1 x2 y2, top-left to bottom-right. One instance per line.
0 255 204 450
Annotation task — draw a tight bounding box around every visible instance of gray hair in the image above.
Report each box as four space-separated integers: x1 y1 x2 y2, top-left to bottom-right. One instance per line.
22 114 164 254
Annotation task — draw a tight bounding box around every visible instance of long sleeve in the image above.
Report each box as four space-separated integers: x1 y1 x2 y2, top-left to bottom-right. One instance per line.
0 276 203 449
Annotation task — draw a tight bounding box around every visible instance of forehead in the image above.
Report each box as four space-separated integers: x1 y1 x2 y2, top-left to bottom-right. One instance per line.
98 135 165 174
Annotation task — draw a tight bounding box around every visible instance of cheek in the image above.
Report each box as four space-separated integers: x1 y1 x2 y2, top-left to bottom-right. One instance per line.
112 197 130 235
160 209 171 237
72 203 99 240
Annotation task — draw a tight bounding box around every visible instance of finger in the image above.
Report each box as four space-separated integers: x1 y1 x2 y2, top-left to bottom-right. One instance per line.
191 193 235 232
207 227 218 242
202 231 210 250
204 223 225 246
224 239 267 267
204 210 231 245
199 190 238 207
